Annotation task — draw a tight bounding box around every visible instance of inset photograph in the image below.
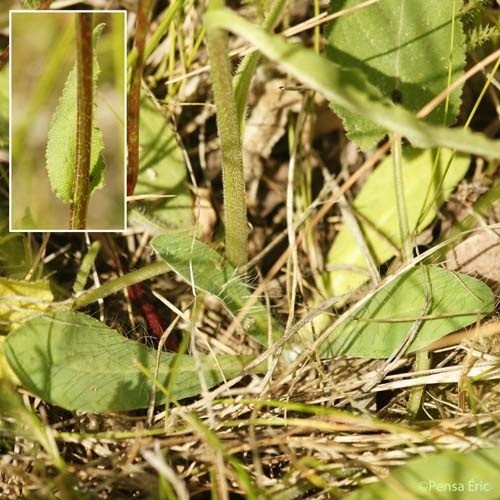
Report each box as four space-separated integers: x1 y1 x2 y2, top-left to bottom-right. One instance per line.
10 10 126 231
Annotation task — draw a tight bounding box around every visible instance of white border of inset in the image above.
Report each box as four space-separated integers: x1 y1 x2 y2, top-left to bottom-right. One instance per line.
9 9 127 233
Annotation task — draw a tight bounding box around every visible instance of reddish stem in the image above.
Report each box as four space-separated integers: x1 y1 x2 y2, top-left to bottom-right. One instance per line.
98 235 180 351
127 0 152 196
70 13 93 230
127 283 180 351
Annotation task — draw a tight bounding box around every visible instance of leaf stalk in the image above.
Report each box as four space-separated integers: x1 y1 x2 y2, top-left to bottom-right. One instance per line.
73 260 169 310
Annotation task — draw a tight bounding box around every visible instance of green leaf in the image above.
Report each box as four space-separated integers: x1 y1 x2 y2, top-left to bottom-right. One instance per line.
346 446 500 500
151 233 281 346
0 212 32 279
130 96 192 232
320 265 494 358
0 277 55 332
205 8 500 158
4 311 254 412
73 240 100 293
326 147 470 297
0 65 8 148
325 0 465 148
45 23 106 203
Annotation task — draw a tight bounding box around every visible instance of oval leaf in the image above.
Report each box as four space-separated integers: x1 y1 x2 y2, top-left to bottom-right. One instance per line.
326 0 465 147
4 311 252 412
45 23 106 203
321 265 494 358
151 233 281 346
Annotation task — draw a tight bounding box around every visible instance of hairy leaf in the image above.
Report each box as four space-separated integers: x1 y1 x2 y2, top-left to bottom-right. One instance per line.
151 233 281 346
321 265 494 358
4 311 257 412
326 0 465 147
205 8 500 158
326 147 470 297
45 23 106 203
347 446 500 499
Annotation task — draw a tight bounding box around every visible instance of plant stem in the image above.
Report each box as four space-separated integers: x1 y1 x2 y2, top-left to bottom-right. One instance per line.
70 13 93 230
73 260 169 309
407 351 430 418
394 135 427 416
206 0 248 267
127 0 152 196
392 135 412 262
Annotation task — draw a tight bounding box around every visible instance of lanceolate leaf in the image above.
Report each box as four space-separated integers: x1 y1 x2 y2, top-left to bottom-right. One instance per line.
326 0 465 148
346 446 500 500
326 147 470 297
321 265 494 359
4 311 256 412
151 234 281 346
205 8 500 158
45 23 106 203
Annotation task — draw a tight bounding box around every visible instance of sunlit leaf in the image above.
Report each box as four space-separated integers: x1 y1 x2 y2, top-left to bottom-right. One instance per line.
0 337 20 384
326 147 470 297
326 0 465 147
45 24 106 203
0 277 54 332
320 265 494 358
4 311 257 412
